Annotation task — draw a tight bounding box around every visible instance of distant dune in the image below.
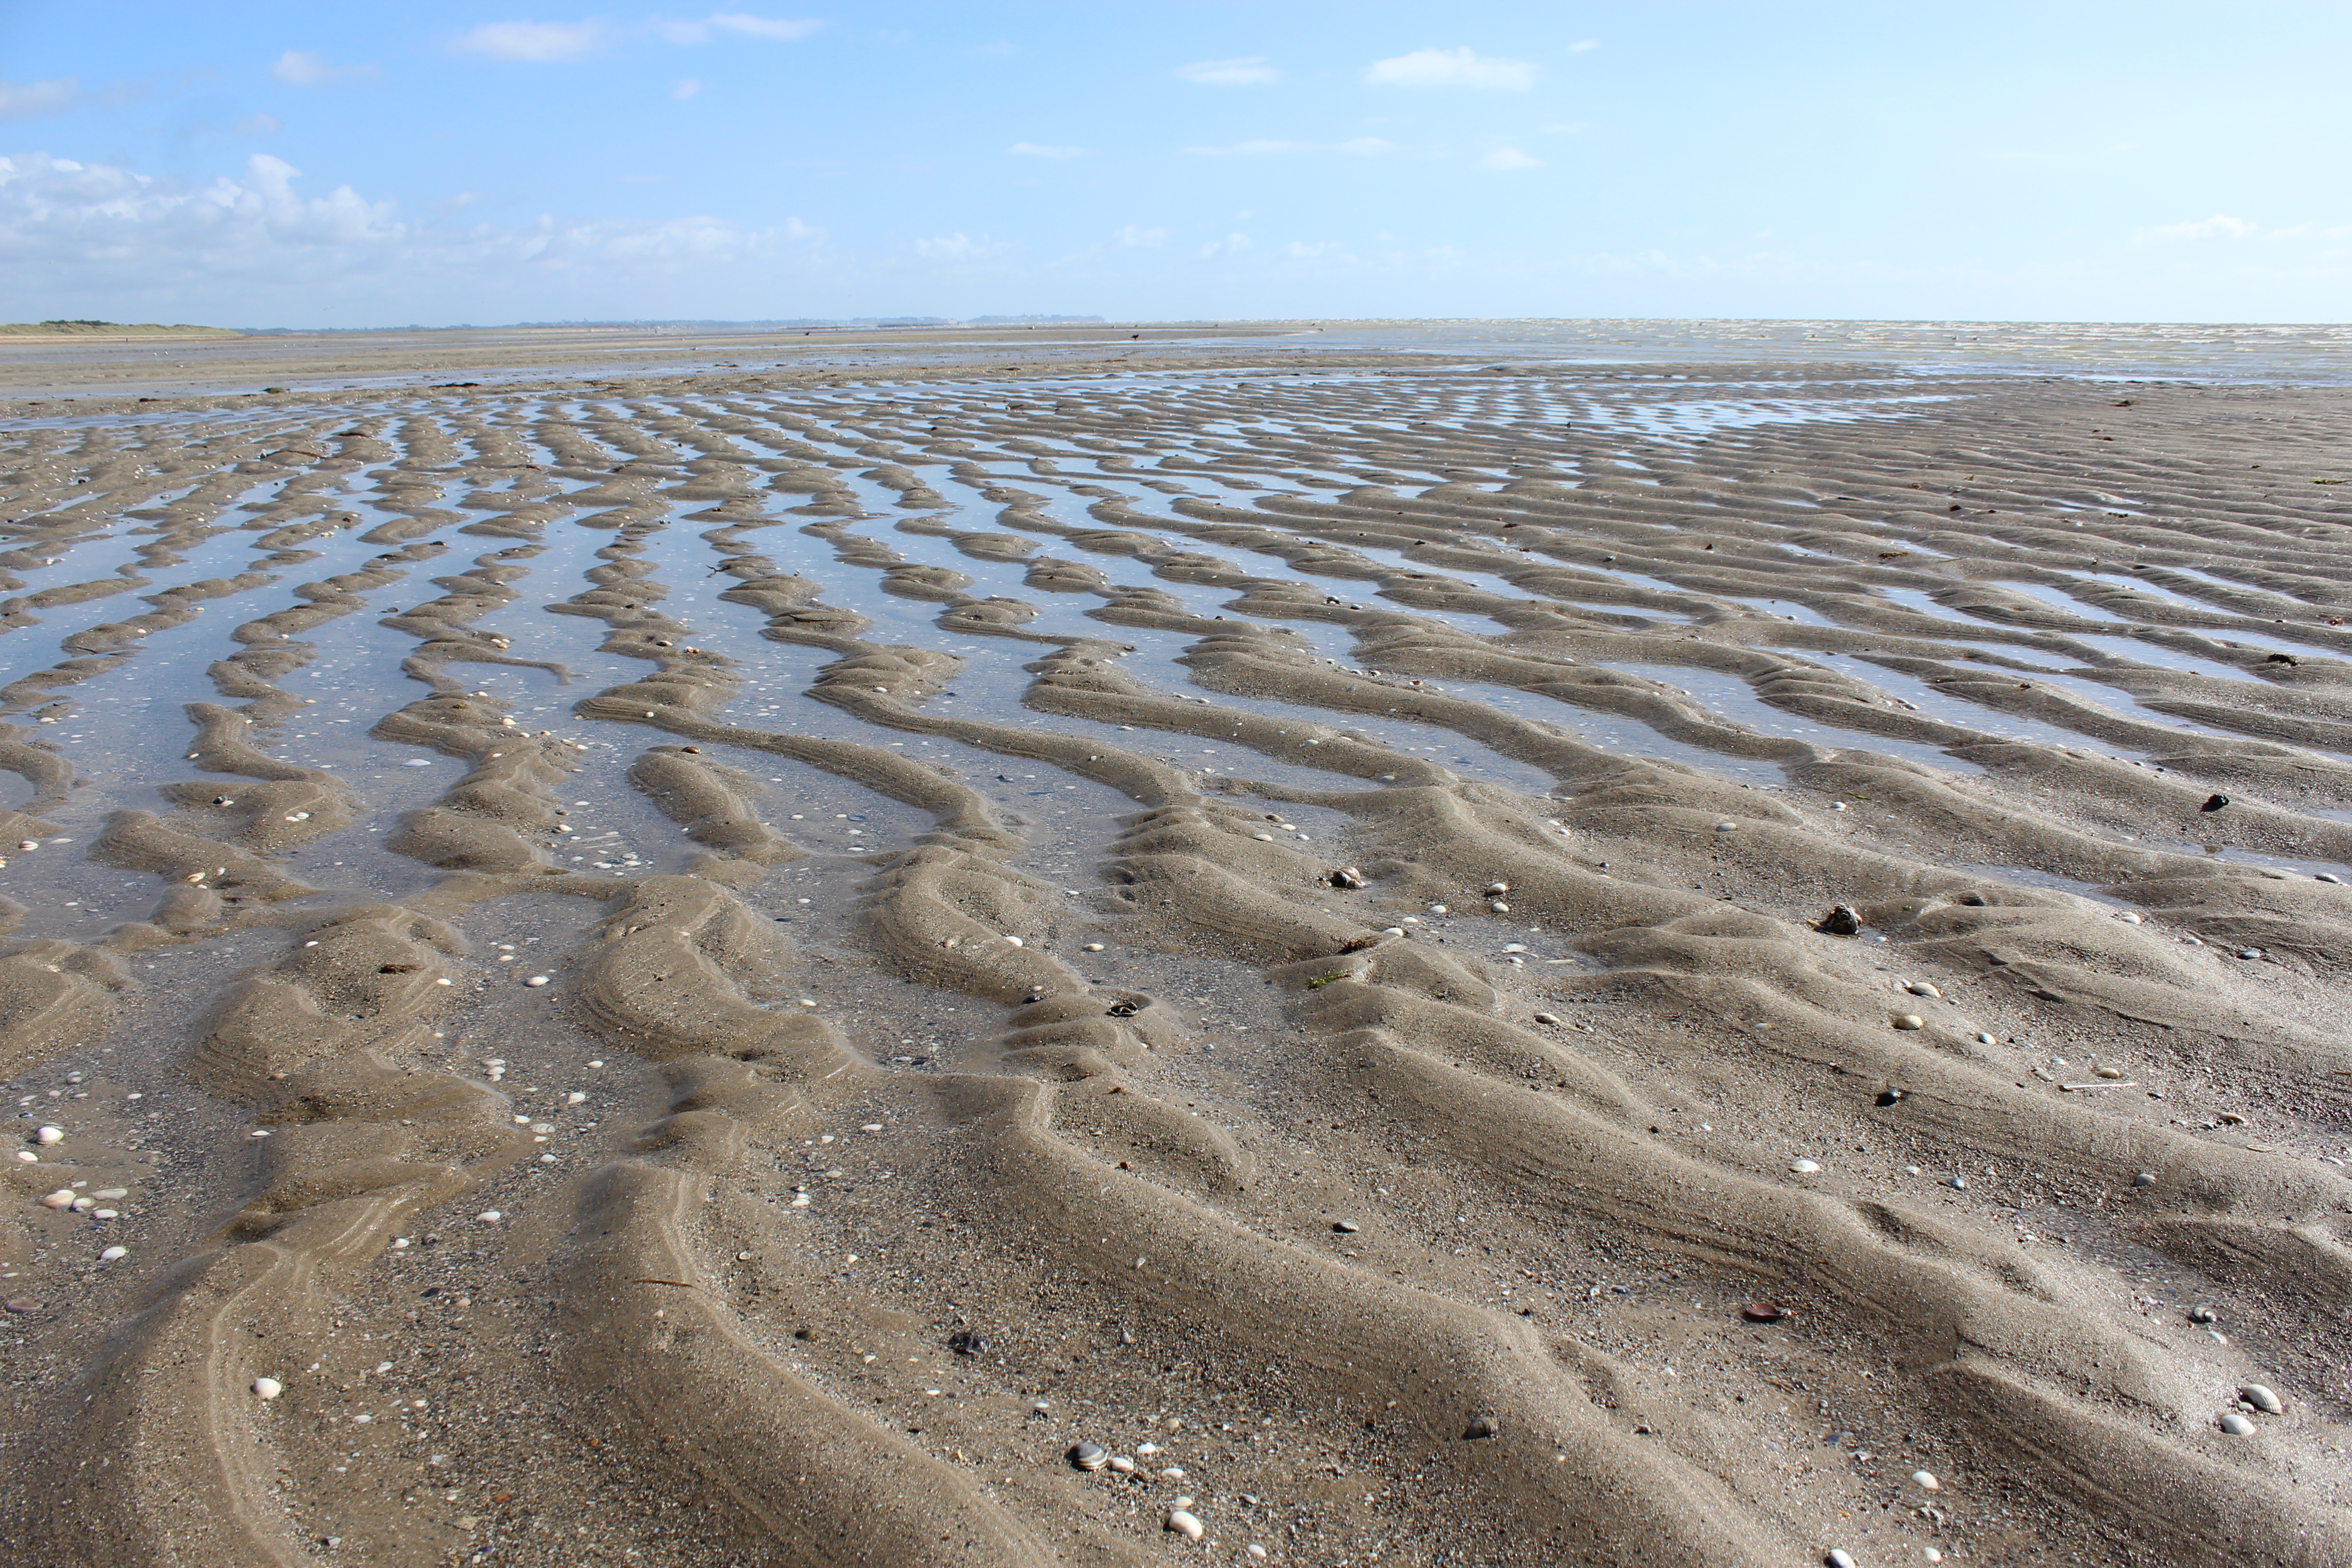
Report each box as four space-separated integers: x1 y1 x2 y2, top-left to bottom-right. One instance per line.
0 319 242 337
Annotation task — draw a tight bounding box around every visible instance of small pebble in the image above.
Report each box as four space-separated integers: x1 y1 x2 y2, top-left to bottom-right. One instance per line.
1166 1509 1204 1541
253 1377 283 1400
1790 1159 1823 1174
525 975 550 987
1974 1031 1997 1044
2241 1384 2283 1414
1714 823 1736 833
2219 1412 2255 1436
1892 1014 1926 1030
2236 948 2261 960
1948 1176 1968 1190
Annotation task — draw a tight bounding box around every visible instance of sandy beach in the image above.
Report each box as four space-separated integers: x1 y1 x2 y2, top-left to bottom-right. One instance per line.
2 323 2348 1567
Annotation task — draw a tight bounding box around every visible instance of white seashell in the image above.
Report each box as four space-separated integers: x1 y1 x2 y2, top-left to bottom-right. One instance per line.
1135 1442 1159 1456
1106 1455 1136 1474
1004 936 1023 946
98 1246 127 1261
39 1189 75 1209
567 1091 588 1104
69 1197 94 1212
1166 1510 1204 1541
91 1208 117 1220
1791 1159 1823 1174
1251 833 1274 842
1429 904 1447 914
1911 1470 1939 1490
1084 942 1105 952
34 1126 64 1145
2117 911 2143 924
12 1151 34 1164
525 975 550 987
1905 982 1940 999
1893 1014 1926 1030
477 1210 503 1223
1483 882 1509 895
2219 1412 2255 1435
2241 1384 2283 1414
253 1377 283 1400
1827 1552 1857 1568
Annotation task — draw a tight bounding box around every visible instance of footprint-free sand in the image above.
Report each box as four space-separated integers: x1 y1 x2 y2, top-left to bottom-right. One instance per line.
3 322 2348 1567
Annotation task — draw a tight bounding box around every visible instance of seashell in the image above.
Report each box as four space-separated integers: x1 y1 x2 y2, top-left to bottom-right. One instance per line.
38 1189 75 1210
2241 1384 2283 1414
34 1126 63 1145
98 1246 127 1261
1533 1011 1563 1025
2219 1412 2255 1435
1892 1014 1925 1030
1489 901 1510 913
1790 1159 1823 1174
1483 882 1509 895
525 975 550 987
253 1377 283 1400
1106 1455 1136 1474
1463 1414 1499 1440
1069 1441 1108 1471
1905 982 1940 999
1742 1302 1787 1322
1165 1510 1204 1540
1083 942 1105 951
1911 1470 1940 1490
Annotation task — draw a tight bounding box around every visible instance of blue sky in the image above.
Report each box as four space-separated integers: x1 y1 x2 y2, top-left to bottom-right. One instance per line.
4 3 2347 328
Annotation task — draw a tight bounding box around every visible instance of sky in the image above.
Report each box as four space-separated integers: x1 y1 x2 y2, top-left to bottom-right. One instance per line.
3 2 2348 328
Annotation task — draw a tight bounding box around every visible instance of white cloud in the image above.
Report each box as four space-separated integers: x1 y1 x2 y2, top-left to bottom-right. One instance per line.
672 77 704 99
433 190 487 211
0 78 82 119
1184 137 1394 156
451 21 614 62
270 50 378 87
1176 56 1279 86
916 231 1001 260
0 150 824 316
2135 214 2257 242
1114 224 1167 247
1196 232 1252 258
1365 47 1535 90
1480 146 1543 170
235 113 282 136
709 13 821 41
1008 142 1083 160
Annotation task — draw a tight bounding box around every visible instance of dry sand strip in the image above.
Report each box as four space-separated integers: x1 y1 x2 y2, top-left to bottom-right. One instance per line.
1 338 2348 1568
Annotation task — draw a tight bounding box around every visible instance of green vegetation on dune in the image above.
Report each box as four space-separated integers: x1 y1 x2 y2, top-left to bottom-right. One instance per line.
0 319 243 337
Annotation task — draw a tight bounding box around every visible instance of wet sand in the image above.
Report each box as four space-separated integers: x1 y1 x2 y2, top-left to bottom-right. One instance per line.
2 330 2350 1567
